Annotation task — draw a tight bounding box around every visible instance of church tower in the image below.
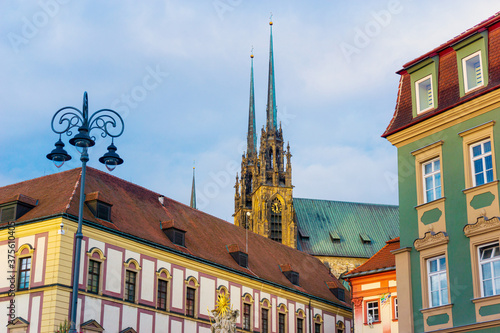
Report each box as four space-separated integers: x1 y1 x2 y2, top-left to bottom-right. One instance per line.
234 21 296 248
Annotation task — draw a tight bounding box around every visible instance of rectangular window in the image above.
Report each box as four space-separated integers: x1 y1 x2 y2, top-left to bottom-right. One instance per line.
463 51 483 92
479 243 500 297
471 140 493 186
125 270 136 302
394 298 398 319
157 279 168 310
87 259 100 294
367 301 379 322
18 257 31 290
279 313 285 333
243 303 251 330
297 318 304 333
423 158 442 203
186 287 195 317
428 256 448 307
416 75 434 113
315 322 321 333
261 309 269 333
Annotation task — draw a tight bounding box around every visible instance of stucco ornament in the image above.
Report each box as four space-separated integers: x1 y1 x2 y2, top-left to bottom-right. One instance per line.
209 293 240 333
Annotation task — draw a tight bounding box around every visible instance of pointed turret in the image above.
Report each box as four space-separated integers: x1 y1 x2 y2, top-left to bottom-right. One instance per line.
190 166 197 209
247 53 257 157
266 20 278 132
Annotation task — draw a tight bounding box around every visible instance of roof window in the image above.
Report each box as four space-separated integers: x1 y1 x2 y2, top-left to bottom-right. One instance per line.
161 220 186 247
330 231 341 242
227 244 248 268
0 194 37 223
360 233 371 244
280 264 300 286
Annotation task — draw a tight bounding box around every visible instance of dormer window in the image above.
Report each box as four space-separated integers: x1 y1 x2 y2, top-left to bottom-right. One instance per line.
360 233 372 244
85 192 112 222
463 51 483 93
330 231 341 242
327 282 346 302
280 264 299 285
0 194 37 223
416 75 434 113
227 244 248 268
161 220 186 247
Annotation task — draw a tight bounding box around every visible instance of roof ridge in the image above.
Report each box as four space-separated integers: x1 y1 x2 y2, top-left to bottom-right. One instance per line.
294 197 398 208
65 169 82 212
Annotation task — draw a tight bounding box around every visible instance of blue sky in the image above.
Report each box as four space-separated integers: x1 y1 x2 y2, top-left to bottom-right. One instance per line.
1 1 500 222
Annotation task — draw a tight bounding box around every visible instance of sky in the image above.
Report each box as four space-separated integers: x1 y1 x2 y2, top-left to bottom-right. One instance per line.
1 1 500 222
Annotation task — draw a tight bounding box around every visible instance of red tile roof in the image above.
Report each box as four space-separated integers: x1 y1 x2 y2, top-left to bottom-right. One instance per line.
382 13 500 138
344 238 399 277
0 167 349 308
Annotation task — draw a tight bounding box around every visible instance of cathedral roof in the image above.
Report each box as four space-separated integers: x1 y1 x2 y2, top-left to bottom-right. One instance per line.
0 167 350 309
294 198 399 259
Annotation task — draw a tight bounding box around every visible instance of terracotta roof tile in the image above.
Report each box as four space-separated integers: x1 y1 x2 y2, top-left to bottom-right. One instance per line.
344 238 399 277
0 167 349 307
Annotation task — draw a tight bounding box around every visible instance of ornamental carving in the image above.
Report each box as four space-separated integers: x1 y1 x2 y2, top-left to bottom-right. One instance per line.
352 297 363 308
414 231 449 252
464 216 500 238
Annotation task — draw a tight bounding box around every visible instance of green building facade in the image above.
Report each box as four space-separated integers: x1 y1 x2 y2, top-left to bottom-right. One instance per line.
384 13 500 332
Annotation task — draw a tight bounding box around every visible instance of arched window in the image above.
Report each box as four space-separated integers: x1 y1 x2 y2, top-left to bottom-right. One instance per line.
270 198 282 243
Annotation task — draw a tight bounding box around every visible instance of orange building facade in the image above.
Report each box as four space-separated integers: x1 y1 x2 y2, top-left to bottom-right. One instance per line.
344 238 399 333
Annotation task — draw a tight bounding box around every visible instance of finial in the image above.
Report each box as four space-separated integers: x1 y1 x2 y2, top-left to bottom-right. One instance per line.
269 12 273 25
251 46 254 58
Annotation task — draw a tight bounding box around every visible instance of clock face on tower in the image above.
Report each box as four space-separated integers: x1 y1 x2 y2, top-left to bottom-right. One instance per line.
271 200 282 213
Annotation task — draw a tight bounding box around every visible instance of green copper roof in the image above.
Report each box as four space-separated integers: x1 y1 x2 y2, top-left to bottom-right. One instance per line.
266 22 278 131
247 54 257 156
294 198 399 258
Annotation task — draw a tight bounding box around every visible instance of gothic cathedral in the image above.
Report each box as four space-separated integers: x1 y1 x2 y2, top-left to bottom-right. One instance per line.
234 21 296 248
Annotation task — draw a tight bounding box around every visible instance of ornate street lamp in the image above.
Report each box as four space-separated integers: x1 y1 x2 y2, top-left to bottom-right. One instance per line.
47 91 124 333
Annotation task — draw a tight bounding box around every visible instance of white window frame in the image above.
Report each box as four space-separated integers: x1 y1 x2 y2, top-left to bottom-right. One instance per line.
415 75 434 114
394 297 398 319
427 255 448 307
423 158 442 203
471 139 493 186
462 50 484 93
478 242 500 297
366 301 379 322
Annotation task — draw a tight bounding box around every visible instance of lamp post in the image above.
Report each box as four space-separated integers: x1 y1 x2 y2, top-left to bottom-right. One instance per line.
47 91 124 333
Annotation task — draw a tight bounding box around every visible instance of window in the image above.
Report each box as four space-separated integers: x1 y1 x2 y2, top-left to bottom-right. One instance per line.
479 243 500 297
423 158 442 203
18 257 31 290
125 270 136 302
366 301 379 322
186 287 195 317
428 256 448 307
297 317 304 333
157 279 168 310
394 298 398 319
416 75 434 113
314 322 321 333
463 51 483 92
243 303 251 330
261 308 269 333
87 260 101 294
278 313 286 333
471 139 493 186
270 198 282 243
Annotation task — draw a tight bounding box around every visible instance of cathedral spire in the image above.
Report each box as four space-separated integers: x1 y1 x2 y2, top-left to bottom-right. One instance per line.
190 166 197 209
247 51 257 157
266 19 278 131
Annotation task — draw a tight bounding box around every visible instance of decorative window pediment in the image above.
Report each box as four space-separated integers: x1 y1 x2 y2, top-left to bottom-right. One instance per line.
7 317 29 329
80 319 104 332
464 216 500 237
414 231 449 252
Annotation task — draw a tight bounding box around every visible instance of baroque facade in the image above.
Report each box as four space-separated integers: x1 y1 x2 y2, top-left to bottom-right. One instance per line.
383 12 500 332
0 167 352 333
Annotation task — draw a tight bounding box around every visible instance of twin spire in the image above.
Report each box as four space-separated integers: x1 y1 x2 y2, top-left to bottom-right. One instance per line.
246 20 278 156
